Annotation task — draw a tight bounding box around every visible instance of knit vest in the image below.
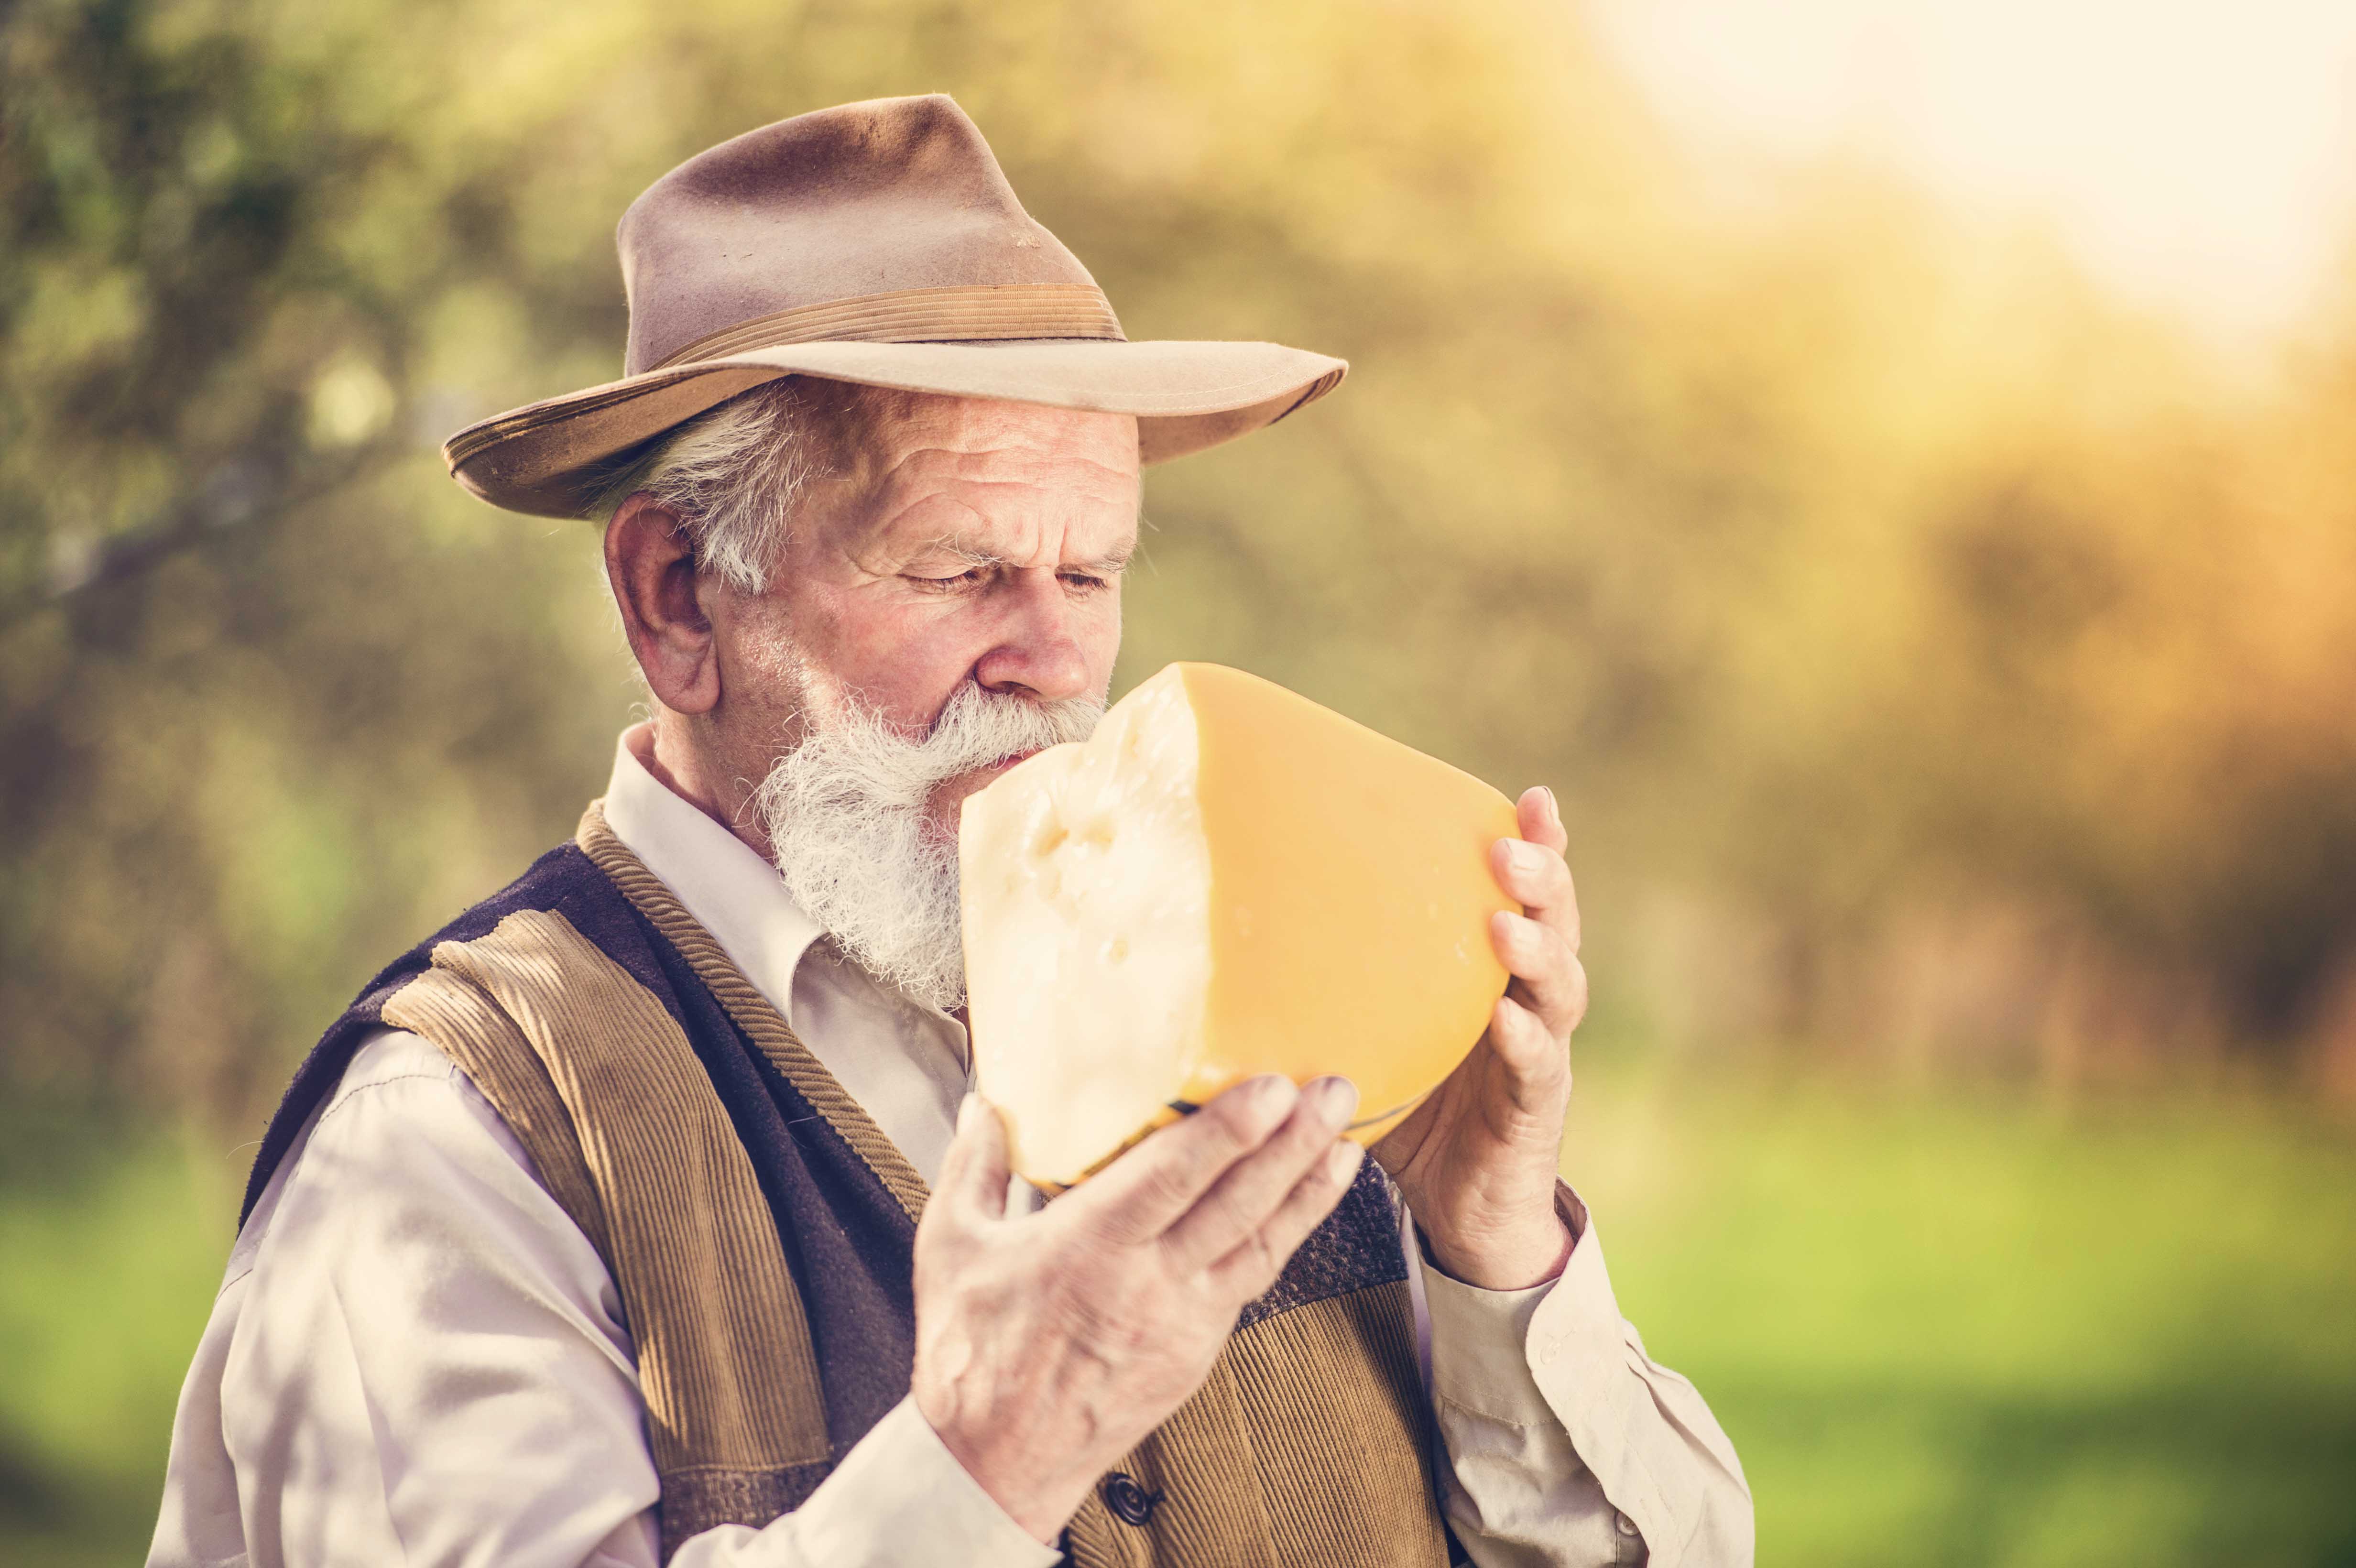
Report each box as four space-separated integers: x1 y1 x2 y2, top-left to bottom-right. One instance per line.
242 805 1454 1565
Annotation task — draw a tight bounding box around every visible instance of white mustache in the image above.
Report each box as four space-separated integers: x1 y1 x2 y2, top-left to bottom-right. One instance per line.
783 681 1102 811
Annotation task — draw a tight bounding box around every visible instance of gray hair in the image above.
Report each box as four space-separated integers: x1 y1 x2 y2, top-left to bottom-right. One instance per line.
592 378 863 594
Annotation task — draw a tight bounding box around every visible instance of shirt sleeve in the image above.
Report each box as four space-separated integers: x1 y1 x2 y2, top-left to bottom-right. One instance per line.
209 1029 1054 1568
1410 1185 1754 1568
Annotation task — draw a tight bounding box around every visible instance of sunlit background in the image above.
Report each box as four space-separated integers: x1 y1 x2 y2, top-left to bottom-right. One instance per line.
1592 0 2356 340
3 0 2354 1563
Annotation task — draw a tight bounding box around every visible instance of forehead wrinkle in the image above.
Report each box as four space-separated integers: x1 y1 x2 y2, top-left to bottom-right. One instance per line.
860 476 1137 571
868 434 1136 493
825 407 1140 572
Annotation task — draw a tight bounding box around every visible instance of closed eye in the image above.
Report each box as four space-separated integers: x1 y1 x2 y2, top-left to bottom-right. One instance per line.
902 565 1123 595
905 567 992 592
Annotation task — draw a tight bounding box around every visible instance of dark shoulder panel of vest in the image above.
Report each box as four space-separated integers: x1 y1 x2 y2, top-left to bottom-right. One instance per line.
1236 1156 1408 1331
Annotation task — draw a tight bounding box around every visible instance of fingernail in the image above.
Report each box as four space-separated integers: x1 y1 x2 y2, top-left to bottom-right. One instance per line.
1508 839 1546 872
1249 1074 1297 1113
1540 785 1561 828
1307 1076 1359 1128
1326 1141 1365 1181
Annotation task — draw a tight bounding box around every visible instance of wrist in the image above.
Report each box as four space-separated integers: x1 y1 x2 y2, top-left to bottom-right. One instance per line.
1418 1214 1573 1292
917 1391 1097 1546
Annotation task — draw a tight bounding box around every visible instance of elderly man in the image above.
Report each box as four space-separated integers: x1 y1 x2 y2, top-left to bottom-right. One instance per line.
151 96 1750 1568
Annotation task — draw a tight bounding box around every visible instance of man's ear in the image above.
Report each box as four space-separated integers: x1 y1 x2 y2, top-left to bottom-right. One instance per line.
605 493 723 715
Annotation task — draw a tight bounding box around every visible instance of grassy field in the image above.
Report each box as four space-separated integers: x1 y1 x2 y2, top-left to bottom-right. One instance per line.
0 1117 240 1568
1 1065 2351 1566
1571 1064 2356 1566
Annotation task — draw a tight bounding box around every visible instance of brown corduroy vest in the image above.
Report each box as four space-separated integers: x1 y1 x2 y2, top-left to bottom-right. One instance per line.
334 806 1453 1564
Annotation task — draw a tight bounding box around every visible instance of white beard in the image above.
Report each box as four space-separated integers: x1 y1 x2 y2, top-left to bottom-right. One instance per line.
753 680 1103 1012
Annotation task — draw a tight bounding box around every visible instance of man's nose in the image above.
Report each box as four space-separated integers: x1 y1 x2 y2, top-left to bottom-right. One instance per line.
973 571 1092 702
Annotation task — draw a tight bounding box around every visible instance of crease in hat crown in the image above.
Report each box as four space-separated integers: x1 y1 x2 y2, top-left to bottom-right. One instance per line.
616 95 1121 376
440 94 1348 519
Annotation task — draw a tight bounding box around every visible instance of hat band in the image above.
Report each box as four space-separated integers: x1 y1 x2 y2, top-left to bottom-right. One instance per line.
649 283 1125 370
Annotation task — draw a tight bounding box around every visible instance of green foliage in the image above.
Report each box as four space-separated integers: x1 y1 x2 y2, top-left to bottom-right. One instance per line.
5 0 2356 1111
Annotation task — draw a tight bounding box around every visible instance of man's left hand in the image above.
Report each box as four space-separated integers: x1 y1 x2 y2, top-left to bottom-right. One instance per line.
1373 785 1585 1290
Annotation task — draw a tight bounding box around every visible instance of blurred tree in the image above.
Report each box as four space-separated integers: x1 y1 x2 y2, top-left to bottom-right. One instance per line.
0 0 633 1127
5 0 2356 1138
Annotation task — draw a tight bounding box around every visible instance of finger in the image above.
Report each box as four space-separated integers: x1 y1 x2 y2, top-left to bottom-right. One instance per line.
1490 909 1585 1035
935 1094 1013 1226
1519 785 1568 855
1489 837 1578 952
1074 1074 1301 1244
1162 1076 1359 1273
1207 1139 1366 1303
1494 787 1579 956
1487 990 1579 1099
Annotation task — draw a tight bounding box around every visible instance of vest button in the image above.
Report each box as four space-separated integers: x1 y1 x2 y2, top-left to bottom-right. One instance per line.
1102 1471 1163 1527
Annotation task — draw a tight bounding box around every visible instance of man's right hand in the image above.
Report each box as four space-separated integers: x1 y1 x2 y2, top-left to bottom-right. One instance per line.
911 1074 1364 1544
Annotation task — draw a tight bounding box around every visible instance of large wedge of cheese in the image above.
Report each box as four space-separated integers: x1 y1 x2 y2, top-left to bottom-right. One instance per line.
959 661 1520 1187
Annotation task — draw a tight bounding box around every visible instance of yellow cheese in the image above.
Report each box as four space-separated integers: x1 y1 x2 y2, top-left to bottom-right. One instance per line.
959 662 1520 1187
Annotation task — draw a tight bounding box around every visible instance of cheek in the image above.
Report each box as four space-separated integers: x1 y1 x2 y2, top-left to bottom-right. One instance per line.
825 600 996 717
711 610 817 744
1077 593 1122 679
727 616 807 690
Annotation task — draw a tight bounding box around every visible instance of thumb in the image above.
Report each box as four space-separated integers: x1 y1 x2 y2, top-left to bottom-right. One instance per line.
938 1093 1012 1223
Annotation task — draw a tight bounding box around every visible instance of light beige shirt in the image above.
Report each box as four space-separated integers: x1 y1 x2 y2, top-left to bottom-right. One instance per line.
149 728 1751 1568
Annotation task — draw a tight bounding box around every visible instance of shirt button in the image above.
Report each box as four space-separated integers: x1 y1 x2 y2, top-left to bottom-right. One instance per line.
1538 1337 1562 1365
1614 1510 1640 1537
1102 1471 1162 1527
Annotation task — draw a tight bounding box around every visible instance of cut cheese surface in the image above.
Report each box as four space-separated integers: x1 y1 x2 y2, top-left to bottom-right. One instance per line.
959 662 1520 1186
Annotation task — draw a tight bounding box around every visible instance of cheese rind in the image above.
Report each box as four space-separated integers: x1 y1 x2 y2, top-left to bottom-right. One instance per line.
960 662 1520 1186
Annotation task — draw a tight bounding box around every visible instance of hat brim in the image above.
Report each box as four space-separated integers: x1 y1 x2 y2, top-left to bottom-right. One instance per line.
441 338 1348 518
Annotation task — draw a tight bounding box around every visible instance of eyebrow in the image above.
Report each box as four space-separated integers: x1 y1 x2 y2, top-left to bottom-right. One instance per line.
923 536 1136 575
1072 542 1136 576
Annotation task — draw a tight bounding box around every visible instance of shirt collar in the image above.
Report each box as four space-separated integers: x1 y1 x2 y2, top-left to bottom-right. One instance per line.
599 724 827 1029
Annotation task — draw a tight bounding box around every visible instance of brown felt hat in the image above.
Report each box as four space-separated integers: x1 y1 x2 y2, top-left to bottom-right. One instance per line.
441 95 1348 518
